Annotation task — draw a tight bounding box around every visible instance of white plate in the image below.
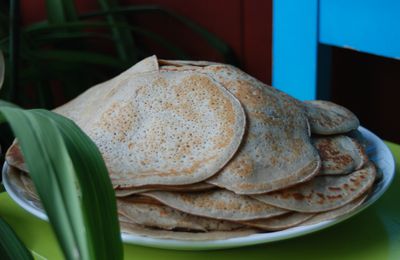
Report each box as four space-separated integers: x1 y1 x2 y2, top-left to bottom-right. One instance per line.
2 127 395 250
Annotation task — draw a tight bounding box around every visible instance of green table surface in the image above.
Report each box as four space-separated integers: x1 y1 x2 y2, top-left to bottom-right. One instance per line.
1 142 399 260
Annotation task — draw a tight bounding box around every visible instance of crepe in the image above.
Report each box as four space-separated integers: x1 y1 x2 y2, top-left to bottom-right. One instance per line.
6 166 38 201
143 189 288 221
162 62 321 194
119 221 259 241
123 55 159 75
244 190 369 230
118 197 243 231
7 61 247 188
253 162 376 213
304 100 360 135
158 59 218 67
241 212 315 231
5 56 159 173
18 171 213 203
19 172 39 200
312 135 368 175
56 55 160 132
6 140 27 174
301 192 368 226
115 182 215 197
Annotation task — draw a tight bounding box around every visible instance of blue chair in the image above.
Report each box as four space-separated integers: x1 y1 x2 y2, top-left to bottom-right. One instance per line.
272 0 400 100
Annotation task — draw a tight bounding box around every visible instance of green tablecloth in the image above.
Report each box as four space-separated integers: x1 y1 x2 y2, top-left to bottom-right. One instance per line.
1 142 399 260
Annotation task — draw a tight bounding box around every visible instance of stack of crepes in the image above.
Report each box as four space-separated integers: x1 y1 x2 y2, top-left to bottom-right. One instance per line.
5 56 377 240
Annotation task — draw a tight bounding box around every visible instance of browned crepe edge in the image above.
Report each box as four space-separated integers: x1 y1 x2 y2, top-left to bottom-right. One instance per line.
114 182 216 197
301 192 369 226
241 212 315 231
252 162 376 213
143 190 289 221
119 221 259 241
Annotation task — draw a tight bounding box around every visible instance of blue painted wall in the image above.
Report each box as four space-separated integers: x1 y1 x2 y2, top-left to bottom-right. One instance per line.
320 0 400 60
272 0 319 100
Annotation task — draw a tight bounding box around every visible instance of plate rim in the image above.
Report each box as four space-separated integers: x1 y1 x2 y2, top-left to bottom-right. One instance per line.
2 126 396 250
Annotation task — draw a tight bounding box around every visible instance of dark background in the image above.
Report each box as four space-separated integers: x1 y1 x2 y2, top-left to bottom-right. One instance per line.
20 0 400 143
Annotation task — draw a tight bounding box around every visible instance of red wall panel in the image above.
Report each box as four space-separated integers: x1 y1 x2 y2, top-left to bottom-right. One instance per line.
20 0 272 83
122 0 272 83
243 0 271 83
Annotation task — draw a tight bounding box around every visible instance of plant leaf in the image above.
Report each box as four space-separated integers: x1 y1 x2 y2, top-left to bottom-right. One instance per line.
31 49 129 68
0 100 19 108
0 217 33 260
24 21 113 33
36 110 123 259
33 31 113 44
35 80 53 109
97 0 137 62
0 107 123 260
0 50 4 89
45 0 78 23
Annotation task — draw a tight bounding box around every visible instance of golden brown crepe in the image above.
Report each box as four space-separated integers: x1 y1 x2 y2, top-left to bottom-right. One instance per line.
304 100 360 135
162 62 321 194
118 197 243 231
252 162 376 213
114 182 215 197
119 221 259 241
301 192 369 226
143 189 288 221
312 135 368 175
242 212 315 231
7 58 247 188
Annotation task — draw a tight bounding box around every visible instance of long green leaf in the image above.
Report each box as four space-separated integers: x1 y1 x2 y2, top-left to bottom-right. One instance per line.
97 0 137 62
33 31 113 44
35 110 123 260
23 21 112 33
45 0 78 23
0 100 19 108
44 0 83 56
2 24 112 49
0 107 123 260
35 80 53 109
19 61 106 82
31 49 129 68
0 50 4 88
0 217 33 260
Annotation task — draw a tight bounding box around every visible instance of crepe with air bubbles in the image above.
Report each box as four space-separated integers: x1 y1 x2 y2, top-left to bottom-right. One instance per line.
312 135 368 175
162 62 321 194
252 162 376 213
6 57 246 188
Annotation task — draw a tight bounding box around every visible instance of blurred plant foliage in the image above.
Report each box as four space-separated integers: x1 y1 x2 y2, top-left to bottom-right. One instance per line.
0 0 238 110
